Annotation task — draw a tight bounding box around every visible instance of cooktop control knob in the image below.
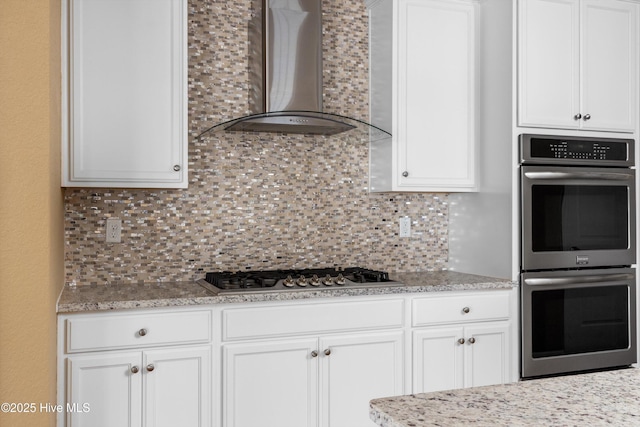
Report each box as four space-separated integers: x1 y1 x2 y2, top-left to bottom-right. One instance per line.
323 274 334 286
297 275 308 287
309 275 321 287
283 275 295 288
335 273 346 286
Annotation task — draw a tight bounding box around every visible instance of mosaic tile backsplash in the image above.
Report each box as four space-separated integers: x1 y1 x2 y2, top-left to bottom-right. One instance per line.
64 0 450 285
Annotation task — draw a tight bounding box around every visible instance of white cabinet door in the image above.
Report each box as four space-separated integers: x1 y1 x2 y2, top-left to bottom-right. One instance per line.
369 0 477 192
396 0 476 191
518 0 580 129
518 0 637 132
144 347 211 427
320 331 404 427
581 0 637 131
62 0 188 188
67 352 142 427
223 339 319 427
464 323 510 388
412 327 464 393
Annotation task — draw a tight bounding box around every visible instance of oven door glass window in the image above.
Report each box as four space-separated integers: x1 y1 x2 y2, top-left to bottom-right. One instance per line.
531 285 629 358
531 185 628 252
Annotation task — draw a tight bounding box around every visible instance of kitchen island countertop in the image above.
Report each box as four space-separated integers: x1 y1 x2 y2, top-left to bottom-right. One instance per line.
370 367 640 427
57 270 515 313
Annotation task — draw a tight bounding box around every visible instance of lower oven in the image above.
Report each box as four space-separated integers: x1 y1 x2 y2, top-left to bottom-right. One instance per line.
521 268 637 378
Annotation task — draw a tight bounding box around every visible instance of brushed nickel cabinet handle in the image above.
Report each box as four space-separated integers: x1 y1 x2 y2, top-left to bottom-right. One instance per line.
457 338 465 344
138 328 147 337
131 366 139 374
146 364 155 372
468 337 476 344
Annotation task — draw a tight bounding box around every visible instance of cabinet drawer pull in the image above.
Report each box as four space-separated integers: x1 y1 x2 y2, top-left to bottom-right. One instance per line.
311 350 318 358
131 366 139 374
146 364 155 372
574 113 582 120
583 114 591 121
457 338 465 345
462 307 470 314
468 337 476 344
402 171 409 178
173 165 181 171
324 348 331 356
138 328 148 337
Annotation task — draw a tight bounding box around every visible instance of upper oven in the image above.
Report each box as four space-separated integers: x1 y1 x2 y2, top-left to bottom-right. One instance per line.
520 134 636 271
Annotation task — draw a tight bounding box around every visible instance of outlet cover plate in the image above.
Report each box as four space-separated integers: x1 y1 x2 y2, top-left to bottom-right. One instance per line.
106 218 122 243
399 217 411 237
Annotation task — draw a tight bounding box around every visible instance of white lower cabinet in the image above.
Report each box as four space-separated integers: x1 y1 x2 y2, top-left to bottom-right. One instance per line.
58 308 213 427
58 289 518 427
223 332 404 427
413 322 510 393
67 347 210 427
411 290 516 394
219 298 407 427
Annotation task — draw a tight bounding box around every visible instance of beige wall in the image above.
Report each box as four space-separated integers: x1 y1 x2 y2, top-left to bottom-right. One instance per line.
0 0 63 426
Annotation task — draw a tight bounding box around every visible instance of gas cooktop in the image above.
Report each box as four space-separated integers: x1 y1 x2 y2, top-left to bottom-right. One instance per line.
198 267 399 294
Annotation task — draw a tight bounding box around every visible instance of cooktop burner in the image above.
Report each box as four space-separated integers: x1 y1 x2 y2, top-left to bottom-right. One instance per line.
199 267 398 293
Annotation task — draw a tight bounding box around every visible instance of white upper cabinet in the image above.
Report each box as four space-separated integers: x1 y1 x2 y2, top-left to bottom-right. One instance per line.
581 0 638 131
518 0 638 132
62 0 188 188
368 0 477 192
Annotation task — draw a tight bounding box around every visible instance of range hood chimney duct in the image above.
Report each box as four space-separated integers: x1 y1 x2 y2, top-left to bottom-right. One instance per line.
197 0 389 138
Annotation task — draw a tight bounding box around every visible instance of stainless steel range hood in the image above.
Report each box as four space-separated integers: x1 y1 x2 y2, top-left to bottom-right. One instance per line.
197 0 389 140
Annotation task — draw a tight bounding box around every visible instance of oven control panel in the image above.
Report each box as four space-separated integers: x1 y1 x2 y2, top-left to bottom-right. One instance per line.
520 134 634 166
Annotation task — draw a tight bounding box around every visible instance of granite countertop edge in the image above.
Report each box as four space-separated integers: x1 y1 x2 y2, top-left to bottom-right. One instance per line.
368 367 640 427
57 270 516 314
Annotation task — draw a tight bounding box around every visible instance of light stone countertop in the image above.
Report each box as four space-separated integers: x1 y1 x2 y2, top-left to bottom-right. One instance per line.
370 367 640 427
56 270 515 313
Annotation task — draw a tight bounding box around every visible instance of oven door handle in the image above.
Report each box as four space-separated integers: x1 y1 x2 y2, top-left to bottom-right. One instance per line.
523 171 634 181
524 273 635 286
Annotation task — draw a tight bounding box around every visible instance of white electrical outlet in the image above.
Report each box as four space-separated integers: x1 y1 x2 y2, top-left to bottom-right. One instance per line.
106 218 122 243
399 217 411 237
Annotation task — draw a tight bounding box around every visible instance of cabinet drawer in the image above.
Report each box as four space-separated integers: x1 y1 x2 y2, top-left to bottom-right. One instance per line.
412 291 510 326
66 309 211 353
222 298 405 340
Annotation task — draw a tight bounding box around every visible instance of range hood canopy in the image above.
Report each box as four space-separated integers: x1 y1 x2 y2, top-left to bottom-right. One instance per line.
197 0 389 140
197 110 391 141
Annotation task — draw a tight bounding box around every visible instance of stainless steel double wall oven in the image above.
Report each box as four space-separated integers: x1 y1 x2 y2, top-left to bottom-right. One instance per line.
520 134 637 378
